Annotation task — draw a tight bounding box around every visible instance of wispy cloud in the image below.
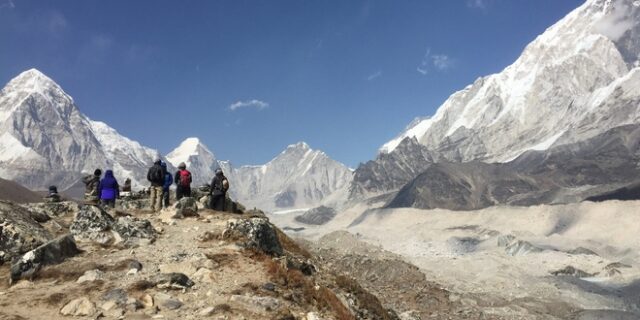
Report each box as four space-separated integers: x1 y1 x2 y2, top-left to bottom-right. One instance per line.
0 0 15 10
467 0 489 9
432 54 454 71
229 99 269 111
417 49 455 75
366 70 382 81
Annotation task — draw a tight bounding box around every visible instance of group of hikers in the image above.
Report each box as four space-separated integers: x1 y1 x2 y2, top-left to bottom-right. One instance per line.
79 160 229 212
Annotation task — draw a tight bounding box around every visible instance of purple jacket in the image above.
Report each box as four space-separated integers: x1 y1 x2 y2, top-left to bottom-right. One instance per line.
99 170 119 200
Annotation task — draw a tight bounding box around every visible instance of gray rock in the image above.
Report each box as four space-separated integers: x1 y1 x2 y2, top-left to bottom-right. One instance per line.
10 234 80 283
551 266 596 278
23 201 80 219
0 200 52 263
112 216 157 244
77 269 104 283
117 199 150 211
223 218 283 256
101 288 128 306
504 240 544 256
154 292 182 310
70 205 116 245
152 272 195 289
294 206 337 225
60 297 96 316
70 205 156 247
497 234 516 247
567 247 599 256
174 197 199 217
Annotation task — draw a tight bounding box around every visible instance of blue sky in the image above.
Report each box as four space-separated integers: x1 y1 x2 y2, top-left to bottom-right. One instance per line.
0 0 583 167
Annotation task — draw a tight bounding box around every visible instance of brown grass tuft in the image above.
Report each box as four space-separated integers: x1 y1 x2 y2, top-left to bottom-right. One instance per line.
44 292 66 306
214 303 232 313
275 229 312 259
335 275 393 320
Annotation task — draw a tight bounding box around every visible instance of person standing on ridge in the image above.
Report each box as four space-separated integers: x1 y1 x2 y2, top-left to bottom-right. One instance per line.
174 162 192 200
162 162 173 208
147 159 165 212
98 170 119 208
209 168 229 211
45 185 61 203
82 169 102 204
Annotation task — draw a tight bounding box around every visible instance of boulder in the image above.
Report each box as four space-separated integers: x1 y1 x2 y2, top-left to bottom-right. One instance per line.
70 205 156 247
112 216 157 246
223 218 283 256
151 272 195 289
23 201 80 219
70 205 116 245
294 206 337 225
0 201 52 263
60 297 96 316
10 234 80 283
174 197 199 218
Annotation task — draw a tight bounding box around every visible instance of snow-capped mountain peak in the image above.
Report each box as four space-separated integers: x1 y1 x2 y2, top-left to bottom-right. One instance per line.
0 69 165 190
166 137 218 185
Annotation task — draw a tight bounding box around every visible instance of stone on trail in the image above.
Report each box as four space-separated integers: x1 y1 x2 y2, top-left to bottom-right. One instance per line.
70 205 156 247
223 217 283 256
60 297 97 316
151 272 195 289
174 197 199 218
229 295 280 313
77 269 105 283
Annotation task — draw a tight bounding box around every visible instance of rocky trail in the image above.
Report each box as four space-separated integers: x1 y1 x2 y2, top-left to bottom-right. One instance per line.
0 198 410 320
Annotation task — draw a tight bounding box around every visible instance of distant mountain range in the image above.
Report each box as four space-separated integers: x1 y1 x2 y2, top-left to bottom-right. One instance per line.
0 70 352 211
350 0 640 209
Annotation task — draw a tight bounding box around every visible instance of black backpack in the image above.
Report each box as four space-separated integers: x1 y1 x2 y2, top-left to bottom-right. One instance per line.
149 166 163 183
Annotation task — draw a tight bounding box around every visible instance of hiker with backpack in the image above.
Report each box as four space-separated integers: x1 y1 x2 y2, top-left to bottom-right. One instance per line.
98 170 119 208
147 159 165 212
174 162 192 200
209 168 229 211
82 169 102 204
161 162 173 208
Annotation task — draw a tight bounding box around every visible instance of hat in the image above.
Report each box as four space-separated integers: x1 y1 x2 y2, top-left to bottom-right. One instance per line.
215 168 223 175
178 162 186 169
94 169 102 176
161 162 167 168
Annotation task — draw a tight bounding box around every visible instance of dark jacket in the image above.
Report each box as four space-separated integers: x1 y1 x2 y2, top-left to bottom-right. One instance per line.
174 169 193 188
210 175 228 196
147 162 165 187
99 170 119 200
82 174 100 197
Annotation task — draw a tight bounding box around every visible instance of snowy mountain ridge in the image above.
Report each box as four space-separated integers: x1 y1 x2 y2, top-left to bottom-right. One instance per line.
380 0 639 163
0 69 167 190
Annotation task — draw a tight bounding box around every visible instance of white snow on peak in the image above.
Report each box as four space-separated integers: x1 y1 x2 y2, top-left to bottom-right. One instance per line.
166 137 216 167
380 117 433 153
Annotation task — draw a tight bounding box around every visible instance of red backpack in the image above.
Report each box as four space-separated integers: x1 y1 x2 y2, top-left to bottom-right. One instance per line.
179 170 191 187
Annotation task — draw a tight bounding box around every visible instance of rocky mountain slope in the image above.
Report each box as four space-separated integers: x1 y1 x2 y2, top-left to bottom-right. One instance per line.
220 142 353 212
387 124 640 210
352 0 640 201
0 177 44 203
0 69 168 191
0 198 406 320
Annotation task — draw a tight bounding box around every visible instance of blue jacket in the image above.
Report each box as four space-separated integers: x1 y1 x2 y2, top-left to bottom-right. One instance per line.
163 172 172 191
99 170 119 200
